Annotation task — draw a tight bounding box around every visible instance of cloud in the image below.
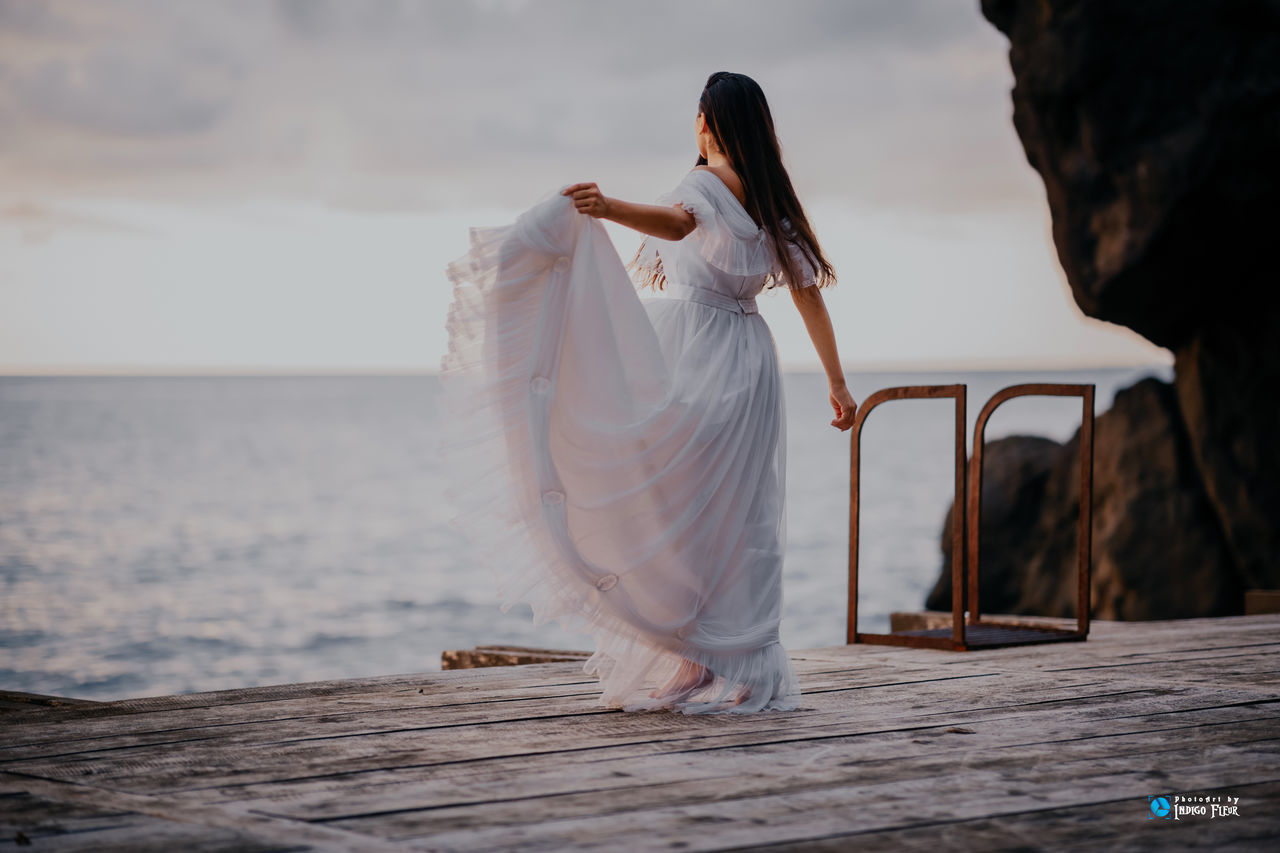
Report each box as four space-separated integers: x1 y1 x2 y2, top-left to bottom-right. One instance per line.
0 0 1021 213
14 54 233 135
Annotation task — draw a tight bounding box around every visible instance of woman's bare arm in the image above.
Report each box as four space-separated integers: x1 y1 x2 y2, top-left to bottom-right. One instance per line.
791 285 858 430
561 182 695 241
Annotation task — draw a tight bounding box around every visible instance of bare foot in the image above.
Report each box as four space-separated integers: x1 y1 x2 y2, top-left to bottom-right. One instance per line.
648 658 713 700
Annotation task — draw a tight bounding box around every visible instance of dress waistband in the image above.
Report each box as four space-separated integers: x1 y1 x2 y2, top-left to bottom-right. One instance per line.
667 284 758 315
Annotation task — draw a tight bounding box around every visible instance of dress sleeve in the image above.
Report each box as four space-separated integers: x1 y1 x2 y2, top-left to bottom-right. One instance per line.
652 170 778 278
655 171 717 232
768 229 819 289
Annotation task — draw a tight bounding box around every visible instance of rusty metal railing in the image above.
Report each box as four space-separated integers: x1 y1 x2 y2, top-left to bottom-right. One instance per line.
847 382 1095 651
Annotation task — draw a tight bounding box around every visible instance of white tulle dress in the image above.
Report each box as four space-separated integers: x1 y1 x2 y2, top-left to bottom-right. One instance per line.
440 168 820 714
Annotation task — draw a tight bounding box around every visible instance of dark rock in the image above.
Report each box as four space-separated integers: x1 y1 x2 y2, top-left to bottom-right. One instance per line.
981 0 1280 351
1173 319 1280 590
948 0 1280 616
928 434 1061 616
928 378 1243 619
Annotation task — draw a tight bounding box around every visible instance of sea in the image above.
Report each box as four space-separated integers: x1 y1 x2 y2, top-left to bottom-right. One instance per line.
0 366 1172 701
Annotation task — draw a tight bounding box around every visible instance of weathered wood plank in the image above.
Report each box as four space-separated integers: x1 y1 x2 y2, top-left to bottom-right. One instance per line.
0 691 103 715
0 666 1185 768
0 656 1011 746
6 676 1274 798
178 712 1280 830
0 788 297 852
441 645 592 669
0 773 401 852
0 615 1275 851
725 778 1280 853
388 763 1280 851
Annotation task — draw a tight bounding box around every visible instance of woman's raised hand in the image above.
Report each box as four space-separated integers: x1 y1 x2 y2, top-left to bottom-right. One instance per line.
829 383 858 431
561 182 612 218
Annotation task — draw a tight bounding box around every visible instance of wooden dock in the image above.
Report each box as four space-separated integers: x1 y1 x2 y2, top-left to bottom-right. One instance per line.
3 613 1278 851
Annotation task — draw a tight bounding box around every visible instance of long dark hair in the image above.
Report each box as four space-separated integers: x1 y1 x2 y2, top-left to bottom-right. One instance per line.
630 71 836 292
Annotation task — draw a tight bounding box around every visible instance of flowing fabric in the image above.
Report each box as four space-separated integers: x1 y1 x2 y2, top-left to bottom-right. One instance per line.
439 169 819 714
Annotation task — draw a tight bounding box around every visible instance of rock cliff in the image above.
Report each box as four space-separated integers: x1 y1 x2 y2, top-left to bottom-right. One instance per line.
926 1 1280 618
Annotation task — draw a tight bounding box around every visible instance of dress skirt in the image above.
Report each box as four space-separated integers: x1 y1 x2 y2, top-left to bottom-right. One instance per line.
439 185 802 714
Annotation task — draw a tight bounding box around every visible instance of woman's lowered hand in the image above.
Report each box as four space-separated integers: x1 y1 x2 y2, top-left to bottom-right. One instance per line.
829 382 857 431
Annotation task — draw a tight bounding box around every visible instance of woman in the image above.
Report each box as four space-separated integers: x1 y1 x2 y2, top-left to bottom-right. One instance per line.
441 71 855 714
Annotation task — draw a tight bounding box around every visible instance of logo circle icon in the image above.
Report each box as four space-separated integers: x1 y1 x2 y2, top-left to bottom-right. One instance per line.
1150 797 1170 817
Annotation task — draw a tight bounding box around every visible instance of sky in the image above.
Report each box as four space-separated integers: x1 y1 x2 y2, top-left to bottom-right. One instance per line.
0 0 1171 374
